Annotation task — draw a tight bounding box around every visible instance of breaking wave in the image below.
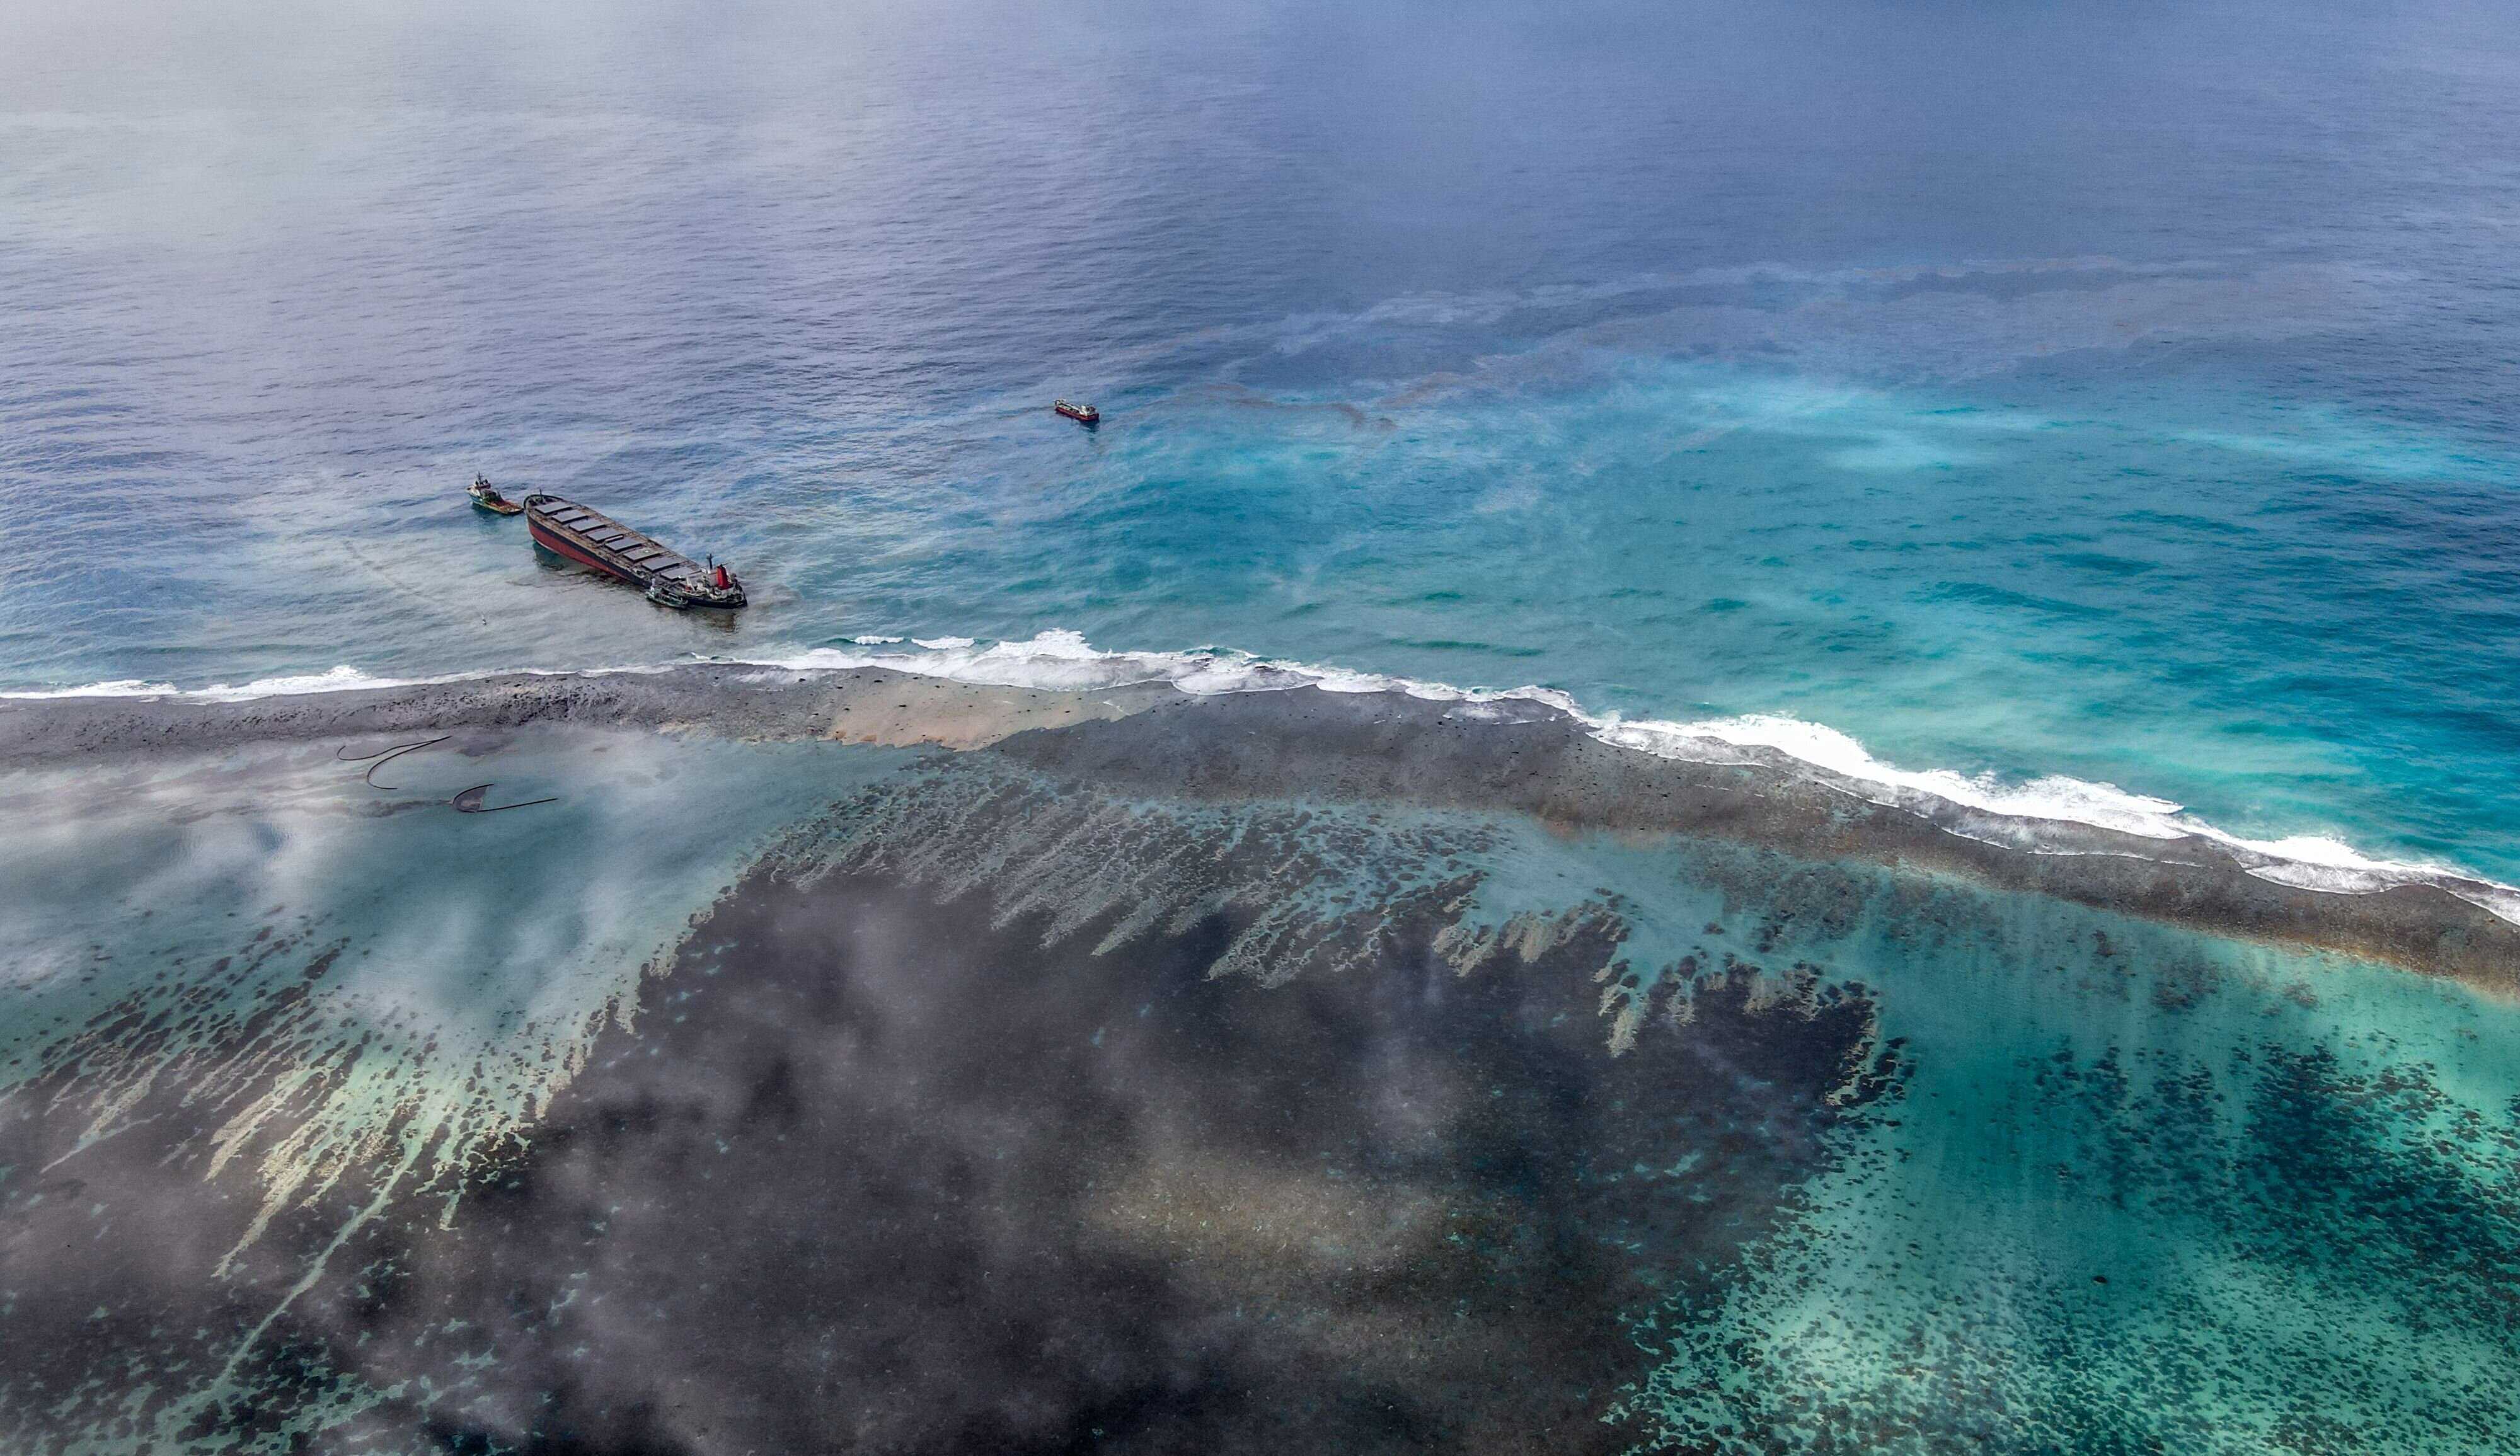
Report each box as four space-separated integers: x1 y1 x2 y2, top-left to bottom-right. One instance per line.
11 628 2518 926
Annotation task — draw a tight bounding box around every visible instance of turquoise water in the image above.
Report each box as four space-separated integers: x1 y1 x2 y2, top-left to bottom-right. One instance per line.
9 1 2520 880
1589 845 2520 1452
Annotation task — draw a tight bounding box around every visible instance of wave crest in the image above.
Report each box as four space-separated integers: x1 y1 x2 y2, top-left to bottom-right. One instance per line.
11 628 2516 927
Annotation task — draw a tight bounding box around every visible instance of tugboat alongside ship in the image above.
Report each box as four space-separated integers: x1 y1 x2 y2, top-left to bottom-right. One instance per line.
468 474 524 515
483 490 748 610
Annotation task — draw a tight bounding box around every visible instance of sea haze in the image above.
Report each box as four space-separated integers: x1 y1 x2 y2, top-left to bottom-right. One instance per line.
3 2 2519 1452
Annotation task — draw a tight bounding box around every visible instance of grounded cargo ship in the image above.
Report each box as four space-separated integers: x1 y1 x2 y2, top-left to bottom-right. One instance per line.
524 493 747 609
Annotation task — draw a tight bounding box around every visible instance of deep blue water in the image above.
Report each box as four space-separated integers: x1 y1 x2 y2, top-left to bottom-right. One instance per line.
6 0 2520 878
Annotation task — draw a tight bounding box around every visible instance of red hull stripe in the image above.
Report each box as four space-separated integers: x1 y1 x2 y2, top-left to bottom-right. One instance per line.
530 521 643 585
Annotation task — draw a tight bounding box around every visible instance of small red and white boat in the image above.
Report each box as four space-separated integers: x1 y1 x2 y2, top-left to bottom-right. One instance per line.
1054 399 1100 425
524 493 747 609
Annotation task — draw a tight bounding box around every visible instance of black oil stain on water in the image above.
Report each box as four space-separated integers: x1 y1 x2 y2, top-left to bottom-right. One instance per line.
0 868 1896 1455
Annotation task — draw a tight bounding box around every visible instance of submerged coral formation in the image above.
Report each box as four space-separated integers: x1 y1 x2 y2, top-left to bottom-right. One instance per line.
1 694 2515 1453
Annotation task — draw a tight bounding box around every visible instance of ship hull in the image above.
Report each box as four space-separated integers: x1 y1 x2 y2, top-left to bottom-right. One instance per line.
527 518 640 582
522 494 747 609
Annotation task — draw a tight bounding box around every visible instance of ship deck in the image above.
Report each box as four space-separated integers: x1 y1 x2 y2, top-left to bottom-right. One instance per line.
529 498 704 582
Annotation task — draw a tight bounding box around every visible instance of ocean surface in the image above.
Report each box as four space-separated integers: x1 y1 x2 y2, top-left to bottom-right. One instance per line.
5 2 2520 1452
9 0 2520 881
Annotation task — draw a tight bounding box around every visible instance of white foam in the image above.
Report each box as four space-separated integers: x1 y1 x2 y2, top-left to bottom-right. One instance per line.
188 665 422 702
737 629 1589 709
1589 711 2520 924
0 660 677 704
13 629 2519 927
1591 713 2196 839
0 679 182 700
0 664 435 703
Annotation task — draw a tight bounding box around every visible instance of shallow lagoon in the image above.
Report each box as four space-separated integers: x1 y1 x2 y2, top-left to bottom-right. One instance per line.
3 689 2512 1452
